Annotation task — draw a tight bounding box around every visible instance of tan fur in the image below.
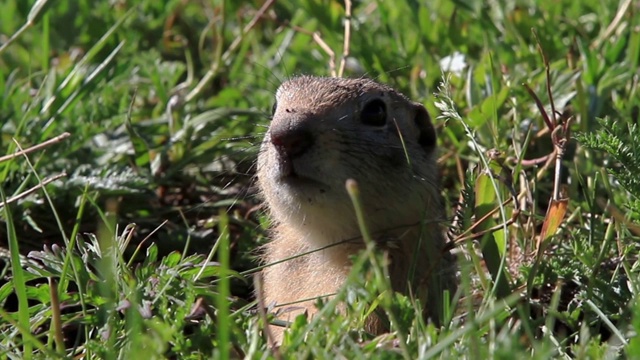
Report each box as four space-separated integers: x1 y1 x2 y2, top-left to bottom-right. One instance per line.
256 76 457 341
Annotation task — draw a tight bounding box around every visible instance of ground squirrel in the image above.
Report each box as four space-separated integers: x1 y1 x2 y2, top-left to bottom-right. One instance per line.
256 76 457 340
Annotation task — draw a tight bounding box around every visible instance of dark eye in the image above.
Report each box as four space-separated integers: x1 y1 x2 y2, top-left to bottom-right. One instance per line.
271 101 278 116
361 99 387 126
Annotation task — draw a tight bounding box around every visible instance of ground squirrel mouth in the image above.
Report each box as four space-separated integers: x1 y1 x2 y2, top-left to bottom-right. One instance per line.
277 170 325 188
275 153 295 177
274 159 327 190
273 150 325 188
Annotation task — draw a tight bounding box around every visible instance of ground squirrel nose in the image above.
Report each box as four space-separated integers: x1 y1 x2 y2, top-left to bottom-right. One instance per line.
269 126 314 159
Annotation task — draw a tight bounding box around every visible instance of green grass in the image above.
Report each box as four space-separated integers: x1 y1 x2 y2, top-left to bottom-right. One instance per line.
1 0 639 358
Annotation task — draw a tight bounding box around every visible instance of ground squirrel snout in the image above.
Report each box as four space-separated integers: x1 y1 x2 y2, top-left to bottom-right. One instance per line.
257 76 456 339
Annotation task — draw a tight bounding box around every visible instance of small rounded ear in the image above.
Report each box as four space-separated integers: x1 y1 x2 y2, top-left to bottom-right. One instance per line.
413 104 437 149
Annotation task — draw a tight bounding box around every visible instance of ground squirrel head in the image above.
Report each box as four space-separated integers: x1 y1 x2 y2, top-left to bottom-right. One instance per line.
257 76 442 245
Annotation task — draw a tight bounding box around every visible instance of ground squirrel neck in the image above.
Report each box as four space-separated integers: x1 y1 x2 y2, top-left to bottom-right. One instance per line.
256 76 456 341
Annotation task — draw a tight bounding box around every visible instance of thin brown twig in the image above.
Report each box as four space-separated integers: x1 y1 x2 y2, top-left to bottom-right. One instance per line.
49 278 65 352
254 273 281 357
126 220 168 267
537 32 572 202
551 122 570 201
185 0 276 102
454 144 557 246
456 155 465 186
523 83 554 131
591 0 632 49
0 132 71 163
453 136 559 245
531 148 558 185
517 152 554 167
453 197 515 243
225 0 276 61
532 29 557 128
291 25 338 77
337 0 352 78
512 147 557 205
0 173 67 208
233 217 446 280
313 32 337 77
454 216 518 244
